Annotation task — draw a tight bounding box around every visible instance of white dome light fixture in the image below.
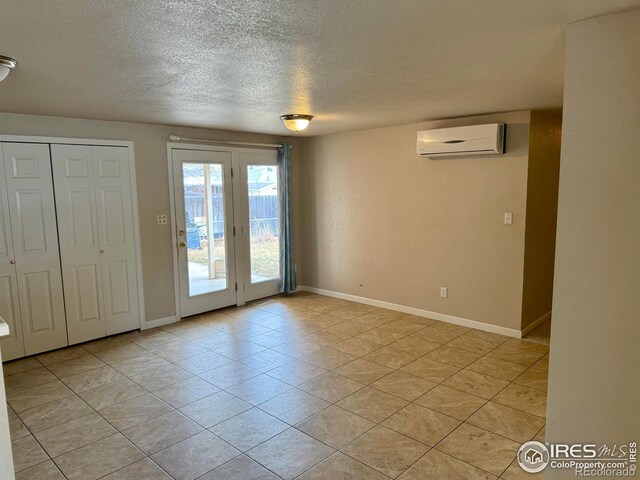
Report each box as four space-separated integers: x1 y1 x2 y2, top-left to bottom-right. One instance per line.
280 114 313 132
0 55 17 82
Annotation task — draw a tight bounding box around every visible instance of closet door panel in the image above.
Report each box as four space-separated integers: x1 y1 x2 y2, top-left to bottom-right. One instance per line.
2 143 67 355
93 146 139 335
51 145 106 344
0 146 25 361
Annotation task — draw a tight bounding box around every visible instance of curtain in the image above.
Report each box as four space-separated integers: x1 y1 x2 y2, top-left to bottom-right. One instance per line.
278 142 296 293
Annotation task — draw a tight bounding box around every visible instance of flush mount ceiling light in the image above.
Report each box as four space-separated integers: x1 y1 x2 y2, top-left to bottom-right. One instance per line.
0 55 17 82
280 114 313 132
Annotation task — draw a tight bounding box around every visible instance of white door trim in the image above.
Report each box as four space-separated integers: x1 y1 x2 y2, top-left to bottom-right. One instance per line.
0 134 146 330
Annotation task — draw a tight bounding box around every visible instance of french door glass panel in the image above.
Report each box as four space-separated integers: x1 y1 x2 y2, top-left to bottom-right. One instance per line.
247 164 280 283
173 149 236 317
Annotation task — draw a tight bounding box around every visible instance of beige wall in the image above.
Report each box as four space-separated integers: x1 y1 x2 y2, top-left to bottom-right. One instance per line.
521 110 562 329
0 113 302 324
301 111 532 331
546 8 640 469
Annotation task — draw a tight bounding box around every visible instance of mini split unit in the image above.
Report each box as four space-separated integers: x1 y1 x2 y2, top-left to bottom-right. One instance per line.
417 123 506 158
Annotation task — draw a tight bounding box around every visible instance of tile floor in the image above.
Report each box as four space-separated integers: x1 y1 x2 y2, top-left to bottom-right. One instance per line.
3 292 549 479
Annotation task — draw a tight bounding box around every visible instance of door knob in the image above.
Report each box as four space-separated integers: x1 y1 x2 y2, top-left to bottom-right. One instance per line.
100 249 105 254
9 260 15 264
178 230 185 237
179 241 186 248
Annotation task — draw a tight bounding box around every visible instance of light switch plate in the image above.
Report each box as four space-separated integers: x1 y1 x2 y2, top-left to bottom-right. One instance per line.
157 214 168 225
504 212 513 225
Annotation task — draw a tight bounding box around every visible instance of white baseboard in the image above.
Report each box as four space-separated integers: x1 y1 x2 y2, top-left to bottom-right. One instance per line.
143 315 178 330
300 286 522 338
521 311 552 337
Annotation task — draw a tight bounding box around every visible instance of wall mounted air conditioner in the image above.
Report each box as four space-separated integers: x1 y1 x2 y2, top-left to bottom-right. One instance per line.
416 123 506 158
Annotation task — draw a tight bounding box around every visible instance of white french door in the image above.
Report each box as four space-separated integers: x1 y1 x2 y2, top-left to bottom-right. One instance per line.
171 146 281 318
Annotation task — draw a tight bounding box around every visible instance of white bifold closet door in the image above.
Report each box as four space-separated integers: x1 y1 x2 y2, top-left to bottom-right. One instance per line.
52 145 140 344
0 143 67 358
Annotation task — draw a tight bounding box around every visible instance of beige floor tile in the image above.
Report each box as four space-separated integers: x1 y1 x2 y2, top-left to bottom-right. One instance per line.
89 343 149 363
210 407 288 451
78 378 146 410
7 380 74 412
430 323 471 335
122 410 202 454
398 449 497 480
129 363 193 391
226 374 292 405
411 326 461 344
296 405 375 448
363 347 418 369
487 345 544 367
61 365 124 393
388 336 441 356
356 327 406 345
3 358 42 377
247 428 335 480
82 335 132 353
36 346 88 366
400 357 460 383
102 458 172 479
443 370 509 399
342 425 430 478
513 368 548 392
19 395 93 432
337 386 408 423
55 433 145 480
239 350 295 373
299 372 364 403
109 354 169 377
34 412 116 457
504 338 549 354
98 392 173 430
4 367 56 394
152 376 219 408
467 401 546 443
8 412 30 439
259 387 330 424
198 361 261 388
466 356 527 382
211 341 268 361
248 330 292 348
531 354 549 372
380 319 426 335
464 330 510 346
303 348 357 369
415 385 487 420
299 451 390 480
201 455 279 480
152 430 240 479
327 320 375 336
446 336 498 355
15 460 65 480
11 435 49 472
371 371 436 401
332 337 382 357
264 360 327 386
425 346 483 368
493 384 547 418
179 390 251 427
382 403 461 446
151 341 209 363
501 459 544 479
436 423 519 476
46 355 106 378
334 359 393 384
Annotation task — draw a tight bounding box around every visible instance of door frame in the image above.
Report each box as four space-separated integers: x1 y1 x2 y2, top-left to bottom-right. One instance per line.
0 135 146 330
167 142 282 319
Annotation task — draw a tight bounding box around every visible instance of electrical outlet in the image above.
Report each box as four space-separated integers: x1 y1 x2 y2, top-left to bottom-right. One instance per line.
157 214 168 225
504 212 513 225
440 287 448 298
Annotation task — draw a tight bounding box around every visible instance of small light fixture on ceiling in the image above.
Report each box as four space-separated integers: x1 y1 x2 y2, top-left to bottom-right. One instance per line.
0 55 17 82
280 114 313 132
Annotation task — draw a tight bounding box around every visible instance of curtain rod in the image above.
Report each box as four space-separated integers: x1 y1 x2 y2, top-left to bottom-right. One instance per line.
169 135 286 149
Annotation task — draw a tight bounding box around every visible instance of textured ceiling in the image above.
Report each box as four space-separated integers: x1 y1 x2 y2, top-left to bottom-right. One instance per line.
0 0 638 136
